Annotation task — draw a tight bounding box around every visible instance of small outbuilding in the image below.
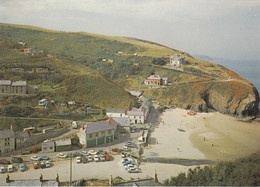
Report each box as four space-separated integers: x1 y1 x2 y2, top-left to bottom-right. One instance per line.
42 141 55 153
55 139 72 152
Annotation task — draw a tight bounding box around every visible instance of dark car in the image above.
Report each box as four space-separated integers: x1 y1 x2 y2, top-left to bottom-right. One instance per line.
11 157 23 163
0 159 11 165
82 156 87 164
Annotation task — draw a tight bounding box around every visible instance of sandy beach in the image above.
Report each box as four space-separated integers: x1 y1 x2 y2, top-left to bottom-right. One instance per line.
144 108 260 161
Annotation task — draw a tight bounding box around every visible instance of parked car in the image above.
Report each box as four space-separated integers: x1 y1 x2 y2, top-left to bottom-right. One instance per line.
94 155 100 162
75 152 83 157
8 165 14 173
40 155 49 160
1 166 5 173
127 167 141 173
19 163 26 172
100 155 106 161
88 150 97 155
82 156 87 164
76 157 82 163
67 153 76 158
40 161 45 169
0 159 10 165
131 126 136 133
71 121 78 129
33 162 39 169
11 156 23 163
45 161 51 168
105 153 111 161
57 153 67 158
30 156 40 161
81 150 88 155
88 155 93 162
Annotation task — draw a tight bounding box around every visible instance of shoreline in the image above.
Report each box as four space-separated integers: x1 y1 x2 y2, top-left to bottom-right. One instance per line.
145 108 260 162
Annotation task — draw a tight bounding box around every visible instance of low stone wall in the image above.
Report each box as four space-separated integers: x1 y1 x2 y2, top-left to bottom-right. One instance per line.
16 128 70 150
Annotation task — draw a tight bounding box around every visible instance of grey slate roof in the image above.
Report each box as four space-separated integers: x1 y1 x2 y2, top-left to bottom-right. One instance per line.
12 81 27 86
42 141 55 148
112 117 131 126
127 110 144 116
15 131 29 139
0 80 11 85
84 122 115 134
0 129 15 139
55 139 71 146
106 108 126 113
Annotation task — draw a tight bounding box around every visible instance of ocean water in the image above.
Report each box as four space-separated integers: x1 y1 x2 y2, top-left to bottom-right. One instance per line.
211 59 260 95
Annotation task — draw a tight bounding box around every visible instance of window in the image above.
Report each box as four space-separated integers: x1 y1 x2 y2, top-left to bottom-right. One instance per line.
96 132 99 137
50 147 53 149
101 131 105 135
108 130 112 134
89 134 92 138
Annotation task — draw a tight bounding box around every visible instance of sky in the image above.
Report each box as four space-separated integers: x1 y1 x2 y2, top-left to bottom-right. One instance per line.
0 0 260 60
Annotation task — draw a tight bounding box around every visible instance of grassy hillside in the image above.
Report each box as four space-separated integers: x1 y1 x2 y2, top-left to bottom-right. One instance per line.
0 23 258 121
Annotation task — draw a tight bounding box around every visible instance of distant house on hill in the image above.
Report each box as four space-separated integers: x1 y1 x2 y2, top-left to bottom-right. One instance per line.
78 121 115 148
169 54 185 67
11 68 25 72
144 75 168 86
35 67 48 73
23 48 32 53
11 81 27 94
0 80 12 93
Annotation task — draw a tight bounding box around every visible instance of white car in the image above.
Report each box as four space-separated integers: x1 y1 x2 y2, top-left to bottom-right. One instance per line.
100 155 106 161
88 150 97 155
57 153 67 158
30 155 40 161
81 150 88 155
45 161 51 168
1 166 5 173
94 155 100 162
88 155 93 162
76 157 82 163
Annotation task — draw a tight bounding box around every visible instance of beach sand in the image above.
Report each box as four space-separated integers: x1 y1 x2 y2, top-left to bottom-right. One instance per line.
144 108 260 161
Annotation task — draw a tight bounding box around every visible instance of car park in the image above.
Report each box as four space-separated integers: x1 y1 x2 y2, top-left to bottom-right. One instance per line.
94 155 100 162
1 166 5 173
30 156 40 161
88 155 93 162
40 155 49 160
19 163 26 172
76 157 82 163
8 165 14 173
0 159 10 165
57 153 67 158
33 162 39 169
11 156 23 163
45 161 51 168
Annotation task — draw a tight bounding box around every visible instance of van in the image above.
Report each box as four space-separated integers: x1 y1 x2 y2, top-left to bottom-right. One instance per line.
8 165 13 173
1 166 5 173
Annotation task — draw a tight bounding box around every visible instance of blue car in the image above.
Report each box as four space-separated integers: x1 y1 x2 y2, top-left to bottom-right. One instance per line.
40 155 49 160
19 163 26 172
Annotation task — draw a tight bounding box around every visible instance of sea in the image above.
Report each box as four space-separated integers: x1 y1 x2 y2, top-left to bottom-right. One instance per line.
211 59 260 105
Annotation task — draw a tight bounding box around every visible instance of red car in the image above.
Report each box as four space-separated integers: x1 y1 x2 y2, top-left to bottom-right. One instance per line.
105 153 111 161
33 162 39 169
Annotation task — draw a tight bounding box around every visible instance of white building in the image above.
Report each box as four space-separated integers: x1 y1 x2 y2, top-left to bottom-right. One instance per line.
169 54 185 67
127 110 145 124
106 108 126 118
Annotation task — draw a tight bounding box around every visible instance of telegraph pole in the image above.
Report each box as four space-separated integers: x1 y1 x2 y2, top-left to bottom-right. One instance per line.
69 155 72 185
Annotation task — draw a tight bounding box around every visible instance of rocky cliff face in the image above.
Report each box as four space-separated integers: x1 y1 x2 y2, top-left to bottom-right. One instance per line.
205 82 259 121
158 81 259 121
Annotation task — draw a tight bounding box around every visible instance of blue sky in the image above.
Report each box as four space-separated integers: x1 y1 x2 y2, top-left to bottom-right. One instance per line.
0 0 260 60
